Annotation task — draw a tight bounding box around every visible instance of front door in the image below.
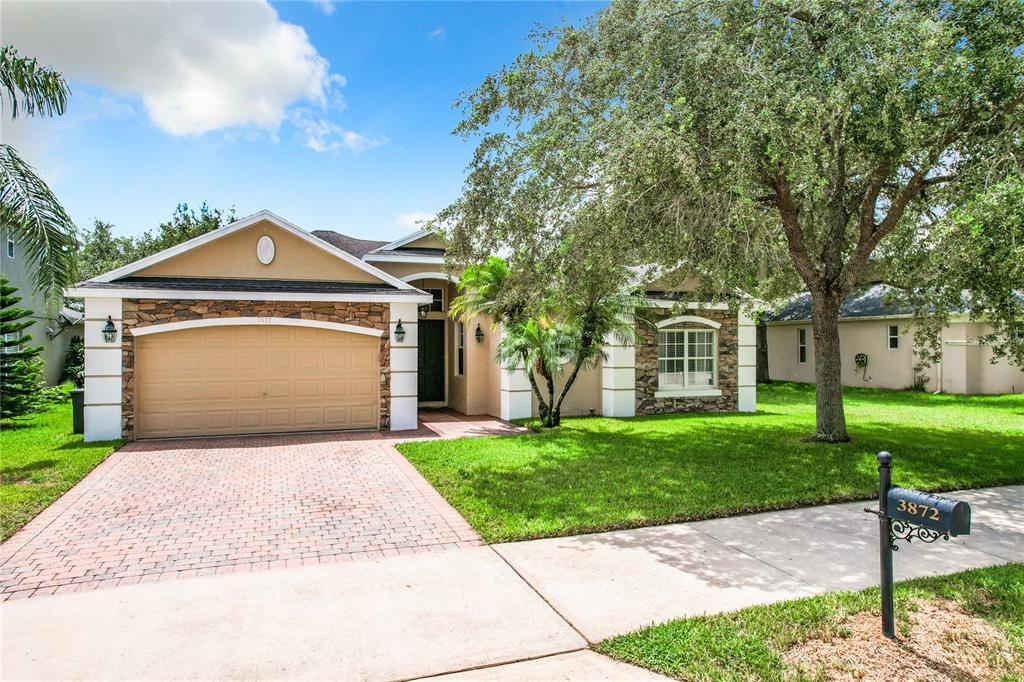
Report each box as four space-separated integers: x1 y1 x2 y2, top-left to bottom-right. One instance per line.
417 320 445 402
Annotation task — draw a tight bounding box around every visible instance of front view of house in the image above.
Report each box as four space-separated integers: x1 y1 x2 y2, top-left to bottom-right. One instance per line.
69 210 755 442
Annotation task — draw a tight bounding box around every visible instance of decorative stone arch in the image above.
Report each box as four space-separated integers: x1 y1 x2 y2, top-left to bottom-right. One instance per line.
399 271 456 283
129 316 384 338
656 314 722 330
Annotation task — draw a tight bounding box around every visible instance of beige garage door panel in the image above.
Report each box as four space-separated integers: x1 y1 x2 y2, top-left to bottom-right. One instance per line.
136 325 380 438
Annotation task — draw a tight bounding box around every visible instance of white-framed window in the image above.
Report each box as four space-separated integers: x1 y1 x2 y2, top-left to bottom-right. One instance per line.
6 239 13 258
798 328 807 363
658 328 717 389
425 287 444 312
455 321 465 375
888 324 899 350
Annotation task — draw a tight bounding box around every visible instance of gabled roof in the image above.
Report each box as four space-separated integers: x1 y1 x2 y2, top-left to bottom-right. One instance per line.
84 210 417 292
376 228 435 252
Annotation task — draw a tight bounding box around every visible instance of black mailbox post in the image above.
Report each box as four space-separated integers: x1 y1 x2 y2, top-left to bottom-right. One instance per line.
866 452 972 639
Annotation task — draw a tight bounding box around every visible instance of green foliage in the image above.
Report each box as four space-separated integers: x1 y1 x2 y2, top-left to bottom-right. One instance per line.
596 563 1024 681
73 203 236 281
452 255 641 426
0 397 121 541
1 276 48 418
0 45 76 301
439 0 1024 441
892 176 1024 371
398 382 1024 542
61 334 84 388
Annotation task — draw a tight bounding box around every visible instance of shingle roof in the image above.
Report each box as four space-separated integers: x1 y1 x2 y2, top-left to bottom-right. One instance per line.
75 276 421 296
369 247 446 258
767 284 919 322
311 231 388 258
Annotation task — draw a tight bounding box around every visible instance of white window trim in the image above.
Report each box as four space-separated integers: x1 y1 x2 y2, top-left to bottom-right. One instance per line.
888 324 900 350
656 314 722 329
798 328 807 364
455 321 465 376
657 327 718 391
129 317 384 338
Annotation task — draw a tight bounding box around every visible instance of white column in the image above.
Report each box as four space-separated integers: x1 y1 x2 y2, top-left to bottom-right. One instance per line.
389 302 419 430
737 309 757 412
601 317 636 417
83 297 123 441
498 324 532 420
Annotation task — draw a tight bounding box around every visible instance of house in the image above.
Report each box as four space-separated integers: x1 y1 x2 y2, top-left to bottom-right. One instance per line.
765 284 1023 394
1 225 84 385
67 210 756 442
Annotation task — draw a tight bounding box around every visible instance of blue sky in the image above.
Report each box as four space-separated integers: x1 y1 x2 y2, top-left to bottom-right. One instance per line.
5 1 603 241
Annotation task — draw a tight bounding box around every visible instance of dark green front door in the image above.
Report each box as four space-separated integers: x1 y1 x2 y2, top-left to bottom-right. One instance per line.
418 320 445 402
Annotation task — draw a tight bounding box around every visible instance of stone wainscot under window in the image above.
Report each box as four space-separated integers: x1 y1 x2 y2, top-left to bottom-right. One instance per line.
635 307 738 414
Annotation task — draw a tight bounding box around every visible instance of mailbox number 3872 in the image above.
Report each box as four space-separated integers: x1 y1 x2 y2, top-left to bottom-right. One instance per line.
896 499 941 521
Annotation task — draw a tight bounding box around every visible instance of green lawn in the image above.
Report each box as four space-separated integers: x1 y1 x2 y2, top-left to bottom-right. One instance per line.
595 562 1024 681
398 382 1024 542
1 398 122 542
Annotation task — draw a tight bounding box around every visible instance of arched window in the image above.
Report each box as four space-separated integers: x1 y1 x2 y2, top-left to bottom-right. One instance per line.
655 316 720 391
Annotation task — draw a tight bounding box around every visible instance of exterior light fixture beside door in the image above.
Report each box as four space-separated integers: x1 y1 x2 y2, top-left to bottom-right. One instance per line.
101 316 118 343
475 324 484 343
393 320 406 343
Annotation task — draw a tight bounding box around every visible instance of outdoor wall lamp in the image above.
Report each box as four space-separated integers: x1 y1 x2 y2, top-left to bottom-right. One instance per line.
393 320 406 343
101 316 118 344
475 324 485 344
418 304 430 320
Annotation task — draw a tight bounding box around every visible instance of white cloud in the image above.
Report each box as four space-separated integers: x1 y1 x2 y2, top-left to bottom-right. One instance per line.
313 0 337 16
292 111 386 153
426 26 446 40
396 211 435 228
3 1 341 136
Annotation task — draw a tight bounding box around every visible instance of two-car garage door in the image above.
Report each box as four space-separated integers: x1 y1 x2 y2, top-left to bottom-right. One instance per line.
134 325 379 439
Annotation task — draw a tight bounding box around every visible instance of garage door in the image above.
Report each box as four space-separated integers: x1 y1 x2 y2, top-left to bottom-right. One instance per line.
135 325 380 438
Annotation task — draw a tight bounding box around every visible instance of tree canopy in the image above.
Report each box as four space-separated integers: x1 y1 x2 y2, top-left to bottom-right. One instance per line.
438 0 1024 441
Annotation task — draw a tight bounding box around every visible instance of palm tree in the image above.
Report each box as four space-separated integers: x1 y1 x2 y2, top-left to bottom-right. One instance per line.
452 255 642 427
0 45 76 300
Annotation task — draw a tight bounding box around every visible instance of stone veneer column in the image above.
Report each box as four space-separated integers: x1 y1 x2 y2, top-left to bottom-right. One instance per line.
601 316 636 417
737 308 757 412
389 302 419 430
498 324 532 420
83 297 123 441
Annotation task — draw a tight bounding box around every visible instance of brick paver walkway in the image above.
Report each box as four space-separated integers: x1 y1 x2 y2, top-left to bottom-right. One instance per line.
0 413 523 601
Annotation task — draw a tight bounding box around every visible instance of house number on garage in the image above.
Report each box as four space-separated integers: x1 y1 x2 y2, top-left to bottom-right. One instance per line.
256 317 273 324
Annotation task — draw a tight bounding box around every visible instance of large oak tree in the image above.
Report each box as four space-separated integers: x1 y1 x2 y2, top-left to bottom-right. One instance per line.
438 0 1023 441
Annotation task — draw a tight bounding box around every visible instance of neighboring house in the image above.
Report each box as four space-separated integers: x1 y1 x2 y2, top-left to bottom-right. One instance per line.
765 284 1024 394
0 225 84 385
67 210 756 442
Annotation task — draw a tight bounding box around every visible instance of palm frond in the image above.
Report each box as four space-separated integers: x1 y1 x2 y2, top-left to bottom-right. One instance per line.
0 45 70 120
0 144 77 300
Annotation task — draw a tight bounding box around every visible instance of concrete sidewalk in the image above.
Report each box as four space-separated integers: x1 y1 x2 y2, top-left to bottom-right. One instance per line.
2 486 1019 680
495 485 1023 641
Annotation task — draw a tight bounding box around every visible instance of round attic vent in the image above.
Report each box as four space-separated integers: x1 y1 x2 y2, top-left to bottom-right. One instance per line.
256 235 275 264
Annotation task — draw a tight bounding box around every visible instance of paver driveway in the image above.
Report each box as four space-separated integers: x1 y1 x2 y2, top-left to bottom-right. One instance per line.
0 413 521 601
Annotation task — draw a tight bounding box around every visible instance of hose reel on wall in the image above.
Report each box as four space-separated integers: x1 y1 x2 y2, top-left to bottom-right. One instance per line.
854 352 872 382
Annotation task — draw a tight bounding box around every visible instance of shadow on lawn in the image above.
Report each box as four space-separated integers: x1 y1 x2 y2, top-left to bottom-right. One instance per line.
0 459 59 484
446 417 1024 542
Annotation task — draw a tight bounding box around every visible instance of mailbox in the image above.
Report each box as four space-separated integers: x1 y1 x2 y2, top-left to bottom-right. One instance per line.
886 487 971 537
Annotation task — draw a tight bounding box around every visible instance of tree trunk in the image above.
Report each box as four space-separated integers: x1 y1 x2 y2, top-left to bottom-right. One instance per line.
756 315 771 384
810 289 849 442
525 354 548 424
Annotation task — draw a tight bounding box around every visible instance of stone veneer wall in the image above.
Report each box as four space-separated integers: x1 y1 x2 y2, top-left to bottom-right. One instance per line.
121 300 390 438
635 307 738 414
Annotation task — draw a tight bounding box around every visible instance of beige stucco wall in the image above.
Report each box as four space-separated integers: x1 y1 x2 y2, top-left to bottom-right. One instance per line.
401 234 448 250
138 221 381 282
530 360 603 418
767 318 1023 394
